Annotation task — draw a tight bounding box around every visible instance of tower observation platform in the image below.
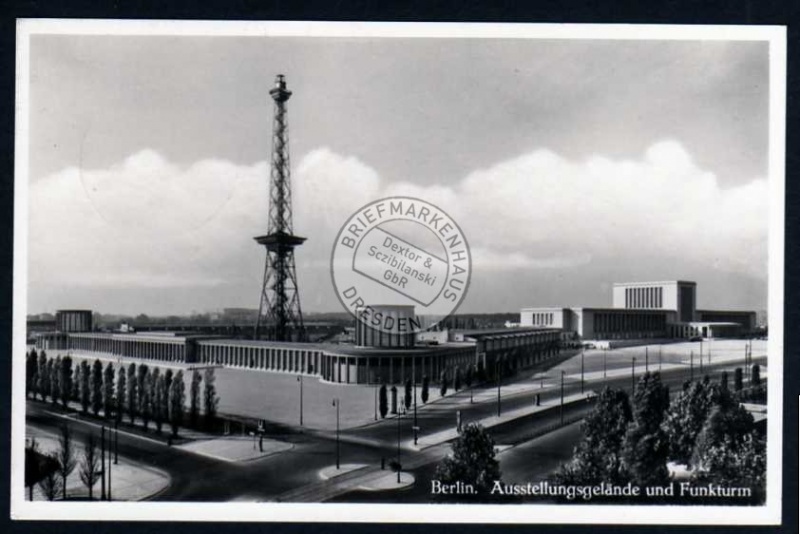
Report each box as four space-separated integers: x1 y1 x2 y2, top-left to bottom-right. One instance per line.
254 75 307 342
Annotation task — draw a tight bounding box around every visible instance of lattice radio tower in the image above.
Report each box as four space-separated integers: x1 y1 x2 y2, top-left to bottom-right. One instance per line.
254 74 306 341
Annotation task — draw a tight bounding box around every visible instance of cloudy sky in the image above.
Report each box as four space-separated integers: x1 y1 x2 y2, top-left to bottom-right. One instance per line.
25 30 771 315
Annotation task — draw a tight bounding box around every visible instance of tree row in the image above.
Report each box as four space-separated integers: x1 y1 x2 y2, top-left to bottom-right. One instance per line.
26 349 219 436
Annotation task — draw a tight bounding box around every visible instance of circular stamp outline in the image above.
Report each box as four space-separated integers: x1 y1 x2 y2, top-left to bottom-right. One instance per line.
330 195 472 335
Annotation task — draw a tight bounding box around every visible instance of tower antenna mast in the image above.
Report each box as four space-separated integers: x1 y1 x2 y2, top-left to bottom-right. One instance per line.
254 74 306 342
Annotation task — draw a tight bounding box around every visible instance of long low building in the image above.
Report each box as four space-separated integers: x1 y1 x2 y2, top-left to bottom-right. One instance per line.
34 325 562 385
521 280 758 341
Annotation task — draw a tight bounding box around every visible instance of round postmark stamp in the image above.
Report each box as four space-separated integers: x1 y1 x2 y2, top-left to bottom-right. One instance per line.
331 196 472 336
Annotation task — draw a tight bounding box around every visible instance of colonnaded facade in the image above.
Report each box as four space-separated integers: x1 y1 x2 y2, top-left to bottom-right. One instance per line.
34 314 562 385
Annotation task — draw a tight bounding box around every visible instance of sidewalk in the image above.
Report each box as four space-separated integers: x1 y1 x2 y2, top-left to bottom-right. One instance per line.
26 425 170 501
176 435 293 462
405 391 594 451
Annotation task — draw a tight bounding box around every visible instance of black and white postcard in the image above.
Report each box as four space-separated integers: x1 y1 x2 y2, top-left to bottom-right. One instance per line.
12 20 786 525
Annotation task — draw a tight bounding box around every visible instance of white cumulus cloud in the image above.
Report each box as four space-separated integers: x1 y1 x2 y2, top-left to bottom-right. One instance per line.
28 140 768 313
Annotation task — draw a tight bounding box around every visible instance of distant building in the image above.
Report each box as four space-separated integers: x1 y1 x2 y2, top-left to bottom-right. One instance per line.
521 280 757 341
55 309 93 333
32 309 93 349
221 308 259 324
26 318 56 343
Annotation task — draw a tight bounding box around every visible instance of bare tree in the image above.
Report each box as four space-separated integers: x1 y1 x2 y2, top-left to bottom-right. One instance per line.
25 437 40 500
37 454 63 501
56 424 77 500
79 433 100 499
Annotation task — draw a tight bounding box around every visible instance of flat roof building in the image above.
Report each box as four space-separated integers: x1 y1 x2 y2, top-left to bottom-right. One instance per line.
34 324 563 386
522 280 756 341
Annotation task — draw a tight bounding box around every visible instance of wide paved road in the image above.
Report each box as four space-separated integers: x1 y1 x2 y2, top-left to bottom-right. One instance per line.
330 355 764 503
343 354 764 451
26 402 395 501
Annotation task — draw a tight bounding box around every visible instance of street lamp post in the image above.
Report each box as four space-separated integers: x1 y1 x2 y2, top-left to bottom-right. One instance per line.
413 375 418 446
332 398 340 469
631 357 636 392
747 342 752 379
413 359 418 445
560 370 565 425
659 346 662 372
700 340 705 374
603 350 607 380
496 358 502 417
645 347 649 372
580 349 585 394
107 437 112 500
374 376 380 421
297 375 303 427
690 350 694 382
114 420 118 464
471 364 476 403
745 344 749 380
100 426 106 500
397 407 402 484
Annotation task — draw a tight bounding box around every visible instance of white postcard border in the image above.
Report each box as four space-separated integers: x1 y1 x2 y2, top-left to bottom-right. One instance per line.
11 19 787 525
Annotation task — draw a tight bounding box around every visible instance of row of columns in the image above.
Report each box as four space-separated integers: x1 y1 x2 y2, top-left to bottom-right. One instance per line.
320 348 475 385
626 286 663 309
530 312 554 326
59 331 564 386
198 344 319 375
69 336 185 362
318 332 561 385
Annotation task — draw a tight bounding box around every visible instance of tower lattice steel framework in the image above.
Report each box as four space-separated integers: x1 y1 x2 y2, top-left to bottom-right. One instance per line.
254 74 306 342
